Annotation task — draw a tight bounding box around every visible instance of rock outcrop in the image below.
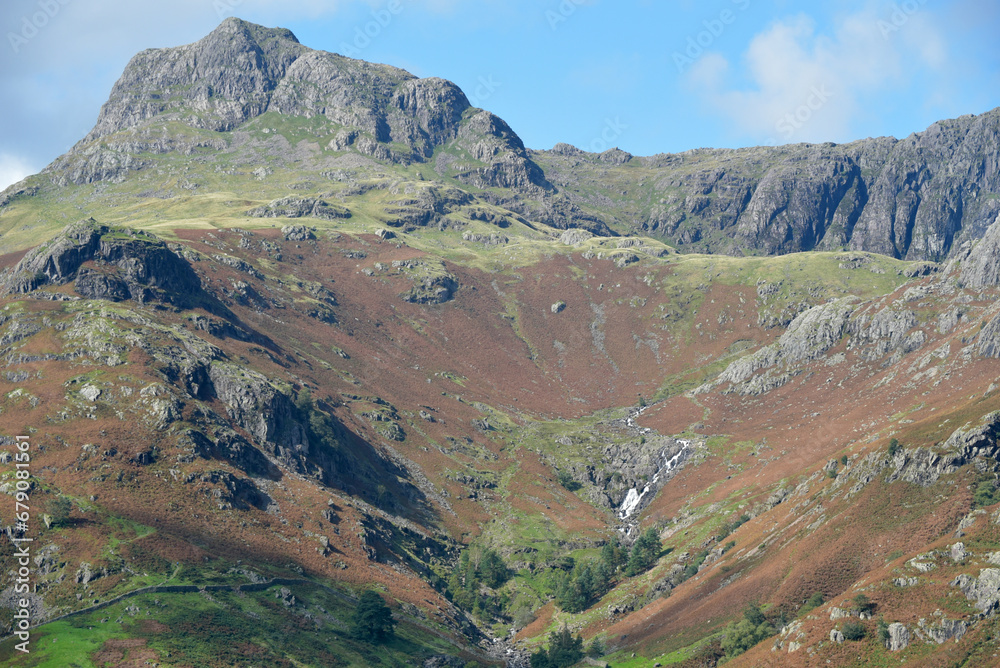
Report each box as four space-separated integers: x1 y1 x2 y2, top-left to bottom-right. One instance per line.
0 219 201 305
886 623 910 651
537 109 1000 260
248 197 350 220
710 298 855 395
952 568 1000 614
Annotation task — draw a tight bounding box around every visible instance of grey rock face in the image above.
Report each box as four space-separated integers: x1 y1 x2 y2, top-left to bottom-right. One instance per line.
196 469 272 511
711 298 855 395
47 18 549 193
887 623 910 651
0 219 202 305
248 197 350 221
402 274 458 304
976 313 1000 358
952 568 1000 613
848 307 922 361
280 224 316 241
960 214 1000 287
917 616 967 644
539 110 1000 260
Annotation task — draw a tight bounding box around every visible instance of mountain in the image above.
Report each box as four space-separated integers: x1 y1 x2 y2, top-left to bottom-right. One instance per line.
535 110 1000 260
3 17 1000 668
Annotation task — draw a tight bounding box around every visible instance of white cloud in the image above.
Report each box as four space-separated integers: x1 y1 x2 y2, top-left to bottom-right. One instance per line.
684 8 951 145
0 154 37 193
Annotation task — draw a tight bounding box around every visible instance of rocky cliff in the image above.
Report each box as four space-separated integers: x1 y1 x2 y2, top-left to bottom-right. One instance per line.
535 109 1000 260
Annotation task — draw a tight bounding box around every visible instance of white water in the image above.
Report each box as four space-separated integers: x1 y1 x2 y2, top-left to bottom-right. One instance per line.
617 439 691 520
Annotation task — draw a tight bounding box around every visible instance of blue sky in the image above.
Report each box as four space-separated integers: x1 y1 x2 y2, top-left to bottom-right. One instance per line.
1 0 998 191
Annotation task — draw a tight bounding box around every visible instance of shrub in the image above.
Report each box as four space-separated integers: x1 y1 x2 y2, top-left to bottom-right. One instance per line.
852 593 874 615
49 496 73 528
841 620 866 641
799 592 824 615
721 604 776 657
877 617 890 644
556 470 581 492
973 478 1000 507
888 438 901 457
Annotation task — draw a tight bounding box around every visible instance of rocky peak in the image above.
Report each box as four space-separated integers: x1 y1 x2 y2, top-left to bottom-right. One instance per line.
49 18 549 193
82 18 307 142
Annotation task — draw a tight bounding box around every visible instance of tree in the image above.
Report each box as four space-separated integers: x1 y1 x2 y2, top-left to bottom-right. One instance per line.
586 635 606 658
479 549 510 588
351 590 396 643
556 469 581 492
626 527 662 576
531 627 584 668
601 536 627 572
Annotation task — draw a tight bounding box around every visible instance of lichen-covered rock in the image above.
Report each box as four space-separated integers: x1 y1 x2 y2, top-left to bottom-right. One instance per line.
952 568 1000 613
976 312 1000 358
402 273 458 304
461 231 507 246
849 307 921 360
942 412 1000 460
887 623 910 651
916 616 967 644
559 228 595 246
777 299 856 364
249 197 349 221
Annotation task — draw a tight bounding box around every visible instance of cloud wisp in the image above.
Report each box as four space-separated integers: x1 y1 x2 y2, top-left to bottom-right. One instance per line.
683 6 949 145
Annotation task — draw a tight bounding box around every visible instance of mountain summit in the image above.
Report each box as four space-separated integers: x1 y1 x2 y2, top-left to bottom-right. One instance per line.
50 17 551 196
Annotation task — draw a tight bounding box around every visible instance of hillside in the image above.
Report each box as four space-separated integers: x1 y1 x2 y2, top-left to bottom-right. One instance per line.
2 17 1000 668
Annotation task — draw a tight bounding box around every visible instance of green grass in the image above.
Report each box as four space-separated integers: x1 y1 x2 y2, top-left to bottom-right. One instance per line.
0 584 471 668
